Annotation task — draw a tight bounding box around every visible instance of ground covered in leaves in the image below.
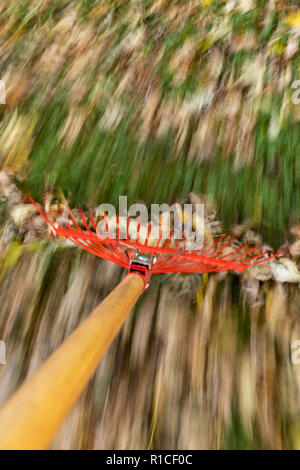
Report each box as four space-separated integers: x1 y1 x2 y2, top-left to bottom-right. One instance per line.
1 0 300 449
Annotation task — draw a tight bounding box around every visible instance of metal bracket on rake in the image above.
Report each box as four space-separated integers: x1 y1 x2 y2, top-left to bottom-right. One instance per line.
128 254 152 291
30 197 282 284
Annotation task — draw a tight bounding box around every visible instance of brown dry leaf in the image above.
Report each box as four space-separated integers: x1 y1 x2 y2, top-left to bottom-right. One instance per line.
140 90 161 141
53 9 78 35
290 225 300 239
230 33 257 52
265 283 287 333
232 220 254 237
169 40 196 85
203 48 224 87
174 107 191 152
21 214 49 243
234 105 256 167
188 109 216 162
4 70 30 106
223 88 243 118
237 0 255 13
247 263 272 281
239 55 265 98
289 240 300 257
156 100 174 137
285 36 298 60
98 101 124 132
239 353 255 433
149 0 168 15
59 108 88 146
241 274 261 306
39 42 69 73
0 169 23 210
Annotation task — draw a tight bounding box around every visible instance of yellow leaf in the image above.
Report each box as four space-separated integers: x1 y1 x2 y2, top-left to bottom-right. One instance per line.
87 5 108 19
196 273 208 308
270 42 285 55
2 242 23 271
285 12 300 28
24 240 42 253
1 114 37 171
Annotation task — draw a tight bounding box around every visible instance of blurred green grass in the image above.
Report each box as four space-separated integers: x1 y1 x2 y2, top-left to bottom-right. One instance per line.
25 101 300 247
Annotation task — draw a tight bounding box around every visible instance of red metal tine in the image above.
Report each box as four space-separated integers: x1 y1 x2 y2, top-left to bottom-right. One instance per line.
30 198 282 276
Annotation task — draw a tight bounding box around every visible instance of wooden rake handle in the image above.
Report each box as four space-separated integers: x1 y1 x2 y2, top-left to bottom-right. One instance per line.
0 273 144 450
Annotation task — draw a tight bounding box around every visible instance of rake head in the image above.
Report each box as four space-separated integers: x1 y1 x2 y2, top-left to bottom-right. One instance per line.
30 197 280 288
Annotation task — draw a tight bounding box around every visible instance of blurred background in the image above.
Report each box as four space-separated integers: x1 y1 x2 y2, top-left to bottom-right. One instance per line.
1 0 300 449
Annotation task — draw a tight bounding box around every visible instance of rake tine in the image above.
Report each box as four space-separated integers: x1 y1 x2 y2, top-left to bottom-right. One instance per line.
201 234 227 255
135 218 141 243
79 209 92 234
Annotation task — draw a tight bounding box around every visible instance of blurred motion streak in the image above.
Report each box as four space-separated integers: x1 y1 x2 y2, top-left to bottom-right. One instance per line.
0 0 300 450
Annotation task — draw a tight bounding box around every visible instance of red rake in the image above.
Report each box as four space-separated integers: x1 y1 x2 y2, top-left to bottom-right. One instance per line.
0 198 283 450
30 197 280 290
